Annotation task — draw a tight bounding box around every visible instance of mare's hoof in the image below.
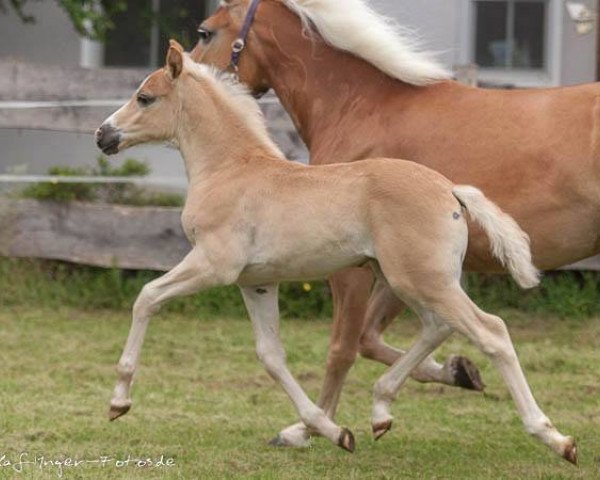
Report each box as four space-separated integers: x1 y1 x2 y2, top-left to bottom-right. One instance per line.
338 428 355 453
372 419 392 441
449 355 485 391
108 403 131 421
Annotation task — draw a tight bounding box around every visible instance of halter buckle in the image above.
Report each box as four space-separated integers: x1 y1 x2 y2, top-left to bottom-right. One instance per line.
231 39 246 53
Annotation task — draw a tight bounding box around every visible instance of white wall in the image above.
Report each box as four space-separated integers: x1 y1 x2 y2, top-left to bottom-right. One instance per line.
371 0 463 68
561 0 597 85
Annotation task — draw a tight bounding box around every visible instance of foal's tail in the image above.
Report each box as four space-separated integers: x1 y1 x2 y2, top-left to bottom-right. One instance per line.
452 185 540 289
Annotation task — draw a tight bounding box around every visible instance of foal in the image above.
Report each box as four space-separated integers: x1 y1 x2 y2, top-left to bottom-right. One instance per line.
96 41 575 463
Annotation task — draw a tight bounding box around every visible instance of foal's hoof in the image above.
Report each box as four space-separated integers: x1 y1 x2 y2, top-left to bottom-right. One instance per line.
563 438 578 465
108 403 131 421
267 424 311 448
338 428 355 453
372 419 392 441
268 434 287 447
449 355 485 391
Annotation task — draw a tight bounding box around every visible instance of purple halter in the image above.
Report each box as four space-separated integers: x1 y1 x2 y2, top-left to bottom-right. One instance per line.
229 0 262 74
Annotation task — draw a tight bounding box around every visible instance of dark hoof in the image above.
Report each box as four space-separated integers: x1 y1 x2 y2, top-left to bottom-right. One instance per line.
338 428 355 453
268 434 287 447
372 419 392 441
449 355 485 391
108 404 130 421
563 439 578 465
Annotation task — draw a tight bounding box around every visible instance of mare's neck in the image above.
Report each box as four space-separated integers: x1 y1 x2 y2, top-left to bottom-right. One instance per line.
252 2 418 157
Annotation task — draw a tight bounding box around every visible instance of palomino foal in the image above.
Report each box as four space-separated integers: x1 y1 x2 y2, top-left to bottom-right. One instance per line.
96 41 575 462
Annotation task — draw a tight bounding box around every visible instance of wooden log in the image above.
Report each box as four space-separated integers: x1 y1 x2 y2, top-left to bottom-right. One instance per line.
1 199 599 273
0 198 189 271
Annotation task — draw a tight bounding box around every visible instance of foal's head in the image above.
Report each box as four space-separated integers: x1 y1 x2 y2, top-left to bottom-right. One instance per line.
97 40 281 159
96 41 189 155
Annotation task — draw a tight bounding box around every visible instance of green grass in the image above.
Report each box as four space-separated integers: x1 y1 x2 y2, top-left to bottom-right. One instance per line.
0 305 598 479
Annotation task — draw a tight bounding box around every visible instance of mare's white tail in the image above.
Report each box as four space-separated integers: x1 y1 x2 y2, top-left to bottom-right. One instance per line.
452 185 540 289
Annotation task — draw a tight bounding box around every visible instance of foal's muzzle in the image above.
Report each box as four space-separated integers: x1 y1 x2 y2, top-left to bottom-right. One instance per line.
95 124 122 155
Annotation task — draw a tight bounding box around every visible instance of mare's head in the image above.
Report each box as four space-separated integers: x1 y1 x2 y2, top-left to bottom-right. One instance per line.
191 0 270 96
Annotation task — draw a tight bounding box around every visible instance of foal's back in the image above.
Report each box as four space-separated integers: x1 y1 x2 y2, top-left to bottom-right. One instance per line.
234 156 463 285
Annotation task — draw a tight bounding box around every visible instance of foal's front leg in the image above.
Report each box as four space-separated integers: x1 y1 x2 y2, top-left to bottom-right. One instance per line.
109 248 220 420
240 284 355 452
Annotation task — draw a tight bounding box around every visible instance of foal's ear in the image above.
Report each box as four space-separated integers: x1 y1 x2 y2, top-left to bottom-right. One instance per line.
169 39 184 52
166 40 184 80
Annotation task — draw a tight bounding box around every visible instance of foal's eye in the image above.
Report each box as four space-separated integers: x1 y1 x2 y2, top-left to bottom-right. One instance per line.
197 27 215 43
137 94 155 108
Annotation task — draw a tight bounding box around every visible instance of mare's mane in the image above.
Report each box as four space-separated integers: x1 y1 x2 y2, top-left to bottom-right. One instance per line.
222 0 450 85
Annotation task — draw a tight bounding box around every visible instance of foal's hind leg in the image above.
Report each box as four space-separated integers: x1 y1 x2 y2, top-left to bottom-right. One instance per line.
359 278 484 391
373 285 576 464
370 307 454 439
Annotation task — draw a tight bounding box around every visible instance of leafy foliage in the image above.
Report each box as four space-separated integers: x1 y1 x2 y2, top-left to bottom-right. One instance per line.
0 0 201 42
0 0 128 39
20 156 184 207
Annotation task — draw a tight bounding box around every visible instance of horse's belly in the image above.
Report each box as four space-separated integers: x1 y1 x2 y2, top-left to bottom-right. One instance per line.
237 245 370 285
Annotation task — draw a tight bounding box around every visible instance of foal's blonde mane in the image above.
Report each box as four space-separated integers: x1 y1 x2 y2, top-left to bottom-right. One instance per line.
184 58 284 158
279 0 450 86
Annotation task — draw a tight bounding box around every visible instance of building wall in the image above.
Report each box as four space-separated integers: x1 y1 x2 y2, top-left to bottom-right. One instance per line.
561 0 597 85
0 2 81 66
375 0 597 87
371 0 463 67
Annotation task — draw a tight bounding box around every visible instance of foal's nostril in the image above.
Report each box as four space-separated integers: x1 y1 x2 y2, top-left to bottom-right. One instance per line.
95 124 122 155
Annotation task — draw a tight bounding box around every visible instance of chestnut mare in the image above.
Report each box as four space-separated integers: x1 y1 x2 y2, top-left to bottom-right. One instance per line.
191 0 600 448
96 42 577 462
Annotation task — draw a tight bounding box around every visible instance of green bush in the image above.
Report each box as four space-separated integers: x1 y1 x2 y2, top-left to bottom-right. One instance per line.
0 258 331 319
20 156 184 207
465 271 600 319
1 258 599 320
21 165 96 202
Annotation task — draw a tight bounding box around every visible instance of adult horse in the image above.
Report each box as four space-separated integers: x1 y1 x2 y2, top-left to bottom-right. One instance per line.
191 0 600 447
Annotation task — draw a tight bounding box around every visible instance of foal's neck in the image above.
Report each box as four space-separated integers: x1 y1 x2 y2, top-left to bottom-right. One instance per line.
176 79 283 185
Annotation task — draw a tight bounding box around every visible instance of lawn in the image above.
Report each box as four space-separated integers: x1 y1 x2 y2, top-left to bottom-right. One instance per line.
0 305 598 479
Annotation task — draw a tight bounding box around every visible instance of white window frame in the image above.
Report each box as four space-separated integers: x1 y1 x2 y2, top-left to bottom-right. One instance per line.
458 0 563 87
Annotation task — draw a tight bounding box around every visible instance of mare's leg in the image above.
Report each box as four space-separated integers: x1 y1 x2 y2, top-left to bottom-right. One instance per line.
240 284 355 452
359 279 484 390
270 267 372 447
372 284 576 464
109 248 223 420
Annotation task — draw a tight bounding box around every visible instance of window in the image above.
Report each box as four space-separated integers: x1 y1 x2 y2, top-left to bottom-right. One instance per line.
104 0 209 68
474 0 546 70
